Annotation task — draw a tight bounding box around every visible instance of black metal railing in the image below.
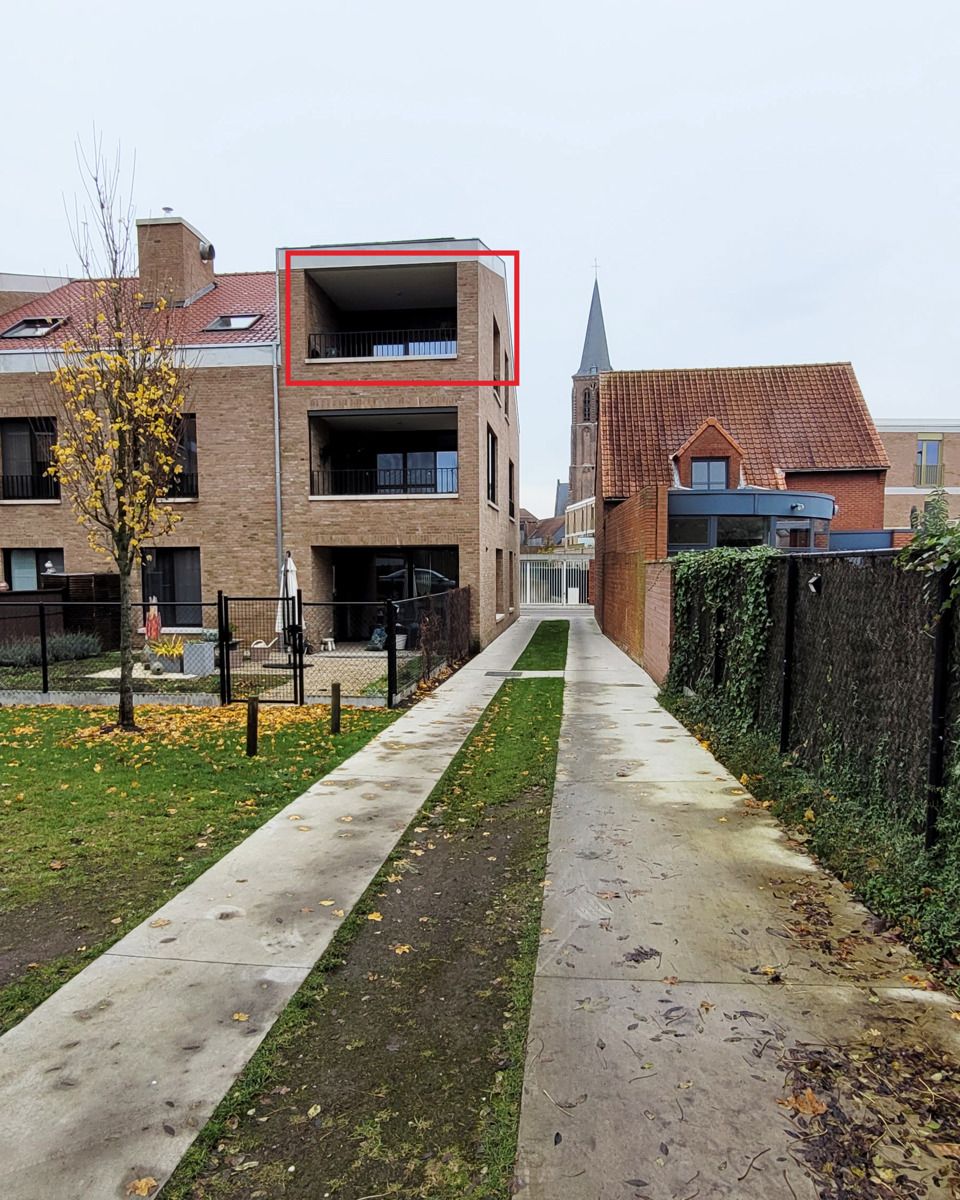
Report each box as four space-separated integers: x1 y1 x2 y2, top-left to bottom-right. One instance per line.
168 472 199 499
308 328 457 360
310 466 459 496
0 473 60 501
915 462 944 487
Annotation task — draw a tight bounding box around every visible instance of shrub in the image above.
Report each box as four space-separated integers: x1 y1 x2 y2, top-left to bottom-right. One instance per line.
0 631 102 668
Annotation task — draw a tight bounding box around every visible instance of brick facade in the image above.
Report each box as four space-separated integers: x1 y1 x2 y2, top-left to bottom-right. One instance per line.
875 426 960 527
0 235 519 650
675 421 745 488
782 470 886 530
642 561 673 686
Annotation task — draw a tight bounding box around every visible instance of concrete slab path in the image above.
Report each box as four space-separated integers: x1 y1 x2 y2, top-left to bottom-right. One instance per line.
516 611 960 1199
0 616 536 1200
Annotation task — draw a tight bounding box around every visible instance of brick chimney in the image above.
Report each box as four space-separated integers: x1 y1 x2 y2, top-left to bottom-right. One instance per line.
135 216 215 306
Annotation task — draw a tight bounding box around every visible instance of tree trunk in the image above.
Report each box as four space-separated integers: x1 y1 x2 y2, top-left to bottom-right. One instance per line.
117 557 136 730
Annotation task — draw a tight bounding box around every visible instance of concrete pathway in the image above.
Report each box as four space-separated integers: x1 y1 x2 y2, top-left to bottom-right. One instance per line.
0 616 536 1200
516 612 960 1198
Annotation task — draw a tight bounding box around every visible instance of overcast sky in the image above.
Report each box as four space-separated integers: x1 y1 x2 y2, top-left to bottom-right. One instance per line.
3 1 957 518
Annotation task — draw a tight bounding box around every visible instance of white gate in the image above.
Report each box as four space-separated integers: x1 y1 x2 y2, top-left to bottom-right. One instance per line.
520 555 592 606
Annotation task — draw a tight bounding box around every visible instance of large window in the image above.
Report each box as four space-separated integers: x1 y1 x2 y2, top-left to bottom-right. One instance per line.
690 458 728 490
373 548 459 602
668 516 710 549
170 414 198 498
2 548 63 590
916 436 943 487
375 449 458 494
716 515 766 547
487 426 498 503
508 460 516 519
141 547 202 627
0 418 59 500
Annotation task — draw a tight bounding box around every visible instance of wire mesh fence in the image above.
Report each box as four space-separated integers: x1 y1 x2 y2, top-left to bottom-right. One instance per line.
670 549 956 841
0 586 472 709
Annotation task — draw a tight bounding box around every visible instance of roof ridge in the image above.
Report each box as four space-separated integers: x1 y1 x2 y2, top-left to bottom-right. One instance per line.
608 361 854 375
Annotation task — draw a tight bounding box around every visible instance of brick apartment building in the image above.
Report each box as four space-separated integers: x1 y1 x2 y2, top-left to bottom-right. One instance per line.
874 418 960 528
593 362 890 674
0 219 520 647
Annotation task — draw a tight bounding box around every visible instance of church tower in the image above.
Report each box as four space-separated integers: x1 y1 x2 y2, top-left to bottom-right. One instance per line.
569 279 611 504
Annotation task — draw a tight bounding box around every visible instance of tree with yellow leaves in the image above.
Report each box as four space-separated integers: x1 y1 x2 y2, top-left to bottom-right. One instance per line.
47 142 192 730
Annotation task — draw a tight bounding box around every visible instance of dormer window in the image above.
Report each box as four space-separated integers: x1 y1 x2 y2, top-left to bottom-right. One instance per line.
1 317 67 339
204 314 261 331
691 457 728 490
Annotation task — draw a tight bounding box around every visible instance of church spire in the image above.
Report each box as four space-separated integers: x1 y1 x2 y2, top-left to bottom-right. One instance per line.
576 278 612 376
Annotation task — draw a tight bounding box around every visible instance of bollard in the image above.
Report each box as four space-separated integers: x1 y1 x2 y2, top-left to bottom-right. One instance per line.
331 682 341 734
246 698 259 757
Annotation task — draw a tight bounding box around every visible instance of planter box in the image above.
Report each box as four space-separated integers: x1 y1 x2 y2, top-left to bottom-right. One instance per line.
183 641 216 676
156 656 182 674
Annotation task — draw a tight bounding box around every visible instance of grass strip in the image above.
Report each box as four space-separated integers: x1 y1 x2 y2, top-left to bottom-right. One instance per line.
165 676 564 1199
0 703 396 1031
512 619 569 671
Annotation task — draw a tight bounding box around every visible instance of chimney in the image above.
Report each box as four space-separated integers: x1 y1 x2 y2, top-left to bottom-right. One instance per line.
135 216 215 306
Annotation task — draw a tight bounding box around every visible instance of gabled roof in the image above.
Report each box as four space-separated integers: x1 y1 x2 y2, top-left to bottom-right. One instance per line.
672 417 746 461
0 273 277 350
576 280 611 376
518 507 538 522
599 362 890 498
554 480 570 517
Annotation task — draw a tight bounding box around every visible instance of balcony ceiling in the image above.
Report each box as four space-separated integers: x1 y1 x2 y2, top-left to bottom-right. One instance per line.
307 263 457 311
312 407 457 431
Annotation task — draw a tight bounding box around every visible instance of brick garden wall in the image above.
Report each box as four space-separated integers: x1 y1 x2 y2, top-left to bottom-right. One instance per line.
642 561 673 686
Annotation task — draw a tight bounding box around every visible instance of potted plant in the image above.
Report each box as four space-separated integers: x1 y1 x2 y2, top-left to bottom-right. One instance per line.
183 629 217 676
149 635 184 674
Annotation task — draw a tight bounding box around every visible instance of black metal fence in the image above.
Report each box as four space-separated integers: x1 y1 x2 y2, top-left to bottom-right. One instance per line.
307 327 457 360
0 586 472 709
670 549 958 846
309 466 459 496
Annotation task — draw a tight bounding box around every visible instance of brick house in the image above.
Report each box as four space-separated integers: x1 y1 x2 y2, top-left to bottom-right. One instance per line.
594 362 890 673
0 219 519 647
874 419 960 528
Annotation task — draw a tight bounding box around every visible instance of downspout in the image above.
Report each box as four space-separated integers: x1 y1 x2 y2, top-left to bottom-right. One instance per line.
272 252 284 577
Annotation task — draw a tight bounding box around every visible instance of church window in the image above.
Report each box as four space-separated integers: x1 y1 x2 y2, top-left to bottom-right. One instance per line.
582 390 592 422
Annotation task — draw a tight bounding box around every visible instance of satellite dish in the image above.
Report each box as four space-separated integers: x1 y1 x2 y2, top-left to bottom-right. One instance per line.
199 241 216 262
162 206 174 215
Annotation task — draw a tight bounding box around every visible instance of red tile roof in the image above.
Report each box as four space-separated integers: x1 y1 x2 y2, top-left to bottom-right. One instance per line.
0 273 277 349
598 363 889 498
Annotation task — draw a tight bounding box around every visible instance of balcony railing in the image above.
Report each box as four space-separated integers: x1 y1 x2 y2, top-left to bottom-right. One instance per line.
915 462 944 487
308 328 457 360
168 472 199 499
0 473 60 500
310 466 459 496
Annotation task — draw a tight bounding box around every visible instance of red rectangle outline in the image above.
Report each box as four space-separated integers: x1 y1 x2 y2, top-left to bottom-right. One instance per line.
282 247 520 388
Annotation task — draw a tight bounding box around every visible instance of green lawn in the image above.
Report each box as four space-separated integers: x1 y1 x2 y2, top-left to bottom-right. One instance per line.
513 618 569 670
0 650 221 695
166 676 564 1200
0 703 397 1031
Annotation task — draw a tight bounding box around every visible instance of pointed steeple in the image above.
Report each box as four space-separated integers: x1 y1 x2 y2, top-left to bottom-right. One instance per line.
576 279 612 376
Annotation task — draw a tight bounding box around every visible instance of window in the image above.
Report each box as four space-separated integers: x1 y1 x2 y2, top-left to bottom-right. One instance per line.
492 319 501 396
495 548 504 616
583 389 592 422
2 548 63 590
170 414 198 498
508 460 516 519
716 515 766 547
141 547 202 627
1 316 66 339
508 550 515 609
373 449 458 494
203 314 261 331
0 418 59 500
916 436 943 486
487 426 498 503
691 458 728 490
504 354 511 417
775 518 812 549
668 516 710 548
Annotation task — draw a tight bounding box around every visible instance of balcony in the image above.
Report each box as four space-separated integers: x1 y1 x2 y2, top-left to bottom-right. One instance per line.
308 327 457 361
311 465 458 497
0 474 60 501
915 462 944 487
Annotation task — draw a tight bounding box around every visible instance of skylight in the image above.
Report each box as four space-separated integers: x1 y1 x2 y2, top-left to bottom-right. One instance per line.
1 317 67 339
204 314 261 331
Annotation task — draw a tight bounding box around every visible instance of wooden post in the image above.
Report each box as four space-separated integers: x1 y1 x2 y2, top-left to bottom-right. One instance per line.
246 698 259 757
331 682 341 734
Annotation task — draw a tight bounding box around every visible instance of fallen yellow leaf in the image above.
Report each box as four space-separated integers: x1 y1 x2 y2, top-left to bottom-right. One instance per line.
319 900 335 906
391 944 412 955
49 859 66 871
804 808 816 822
232 1012 249 1022
126 1179 159 1197
777 1087 826 1116
931 1143 960 1159
367 912 383 922
149 918 171 929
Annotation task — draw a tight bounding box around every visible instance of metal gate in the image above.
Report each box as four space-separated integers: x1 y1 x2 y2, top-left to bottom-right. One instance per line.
219 591 305 704
520 555 592 606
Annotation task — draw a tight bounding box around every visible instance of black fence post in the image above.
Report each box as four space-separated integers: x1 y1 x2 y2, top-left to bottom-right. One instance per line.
924 569 954 851
331 681 341 733
217 591 229 706
779 556 799 754
386 601 398 708
296 589 306 706
38 602 49 695
246 698 259 756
